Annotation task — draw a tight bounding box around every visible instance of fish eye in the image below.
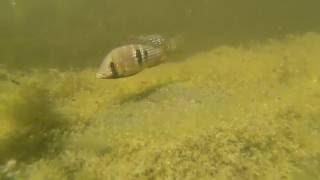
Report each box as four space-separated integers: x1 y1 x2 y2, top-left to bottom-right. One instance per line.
109 62 119 77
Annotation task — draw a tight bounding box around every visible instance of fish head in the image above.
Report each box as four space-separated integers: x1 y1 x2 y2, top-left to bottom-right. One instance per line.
96 54 115 79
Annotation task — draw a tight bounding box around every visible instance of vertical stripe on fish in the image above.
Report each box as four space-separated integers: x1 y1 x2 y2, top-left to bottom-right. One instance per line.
132 46 162 65
97 44 165 79
135 49 143 66
109 62 119 78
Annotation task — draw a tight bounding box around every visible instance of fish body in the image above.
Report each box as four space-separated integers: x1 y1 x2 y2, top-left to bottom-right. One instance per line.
96 34 183 79
96 44 164 79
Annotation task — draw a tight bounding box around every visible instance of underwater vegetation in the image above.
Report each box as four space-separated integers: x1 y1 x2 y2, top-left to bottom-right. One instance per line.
0 32 319 179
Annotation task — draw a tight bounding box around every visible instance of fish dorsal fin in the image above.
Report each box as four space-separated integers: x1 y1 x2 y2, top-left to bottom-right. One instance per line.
127 34 166 48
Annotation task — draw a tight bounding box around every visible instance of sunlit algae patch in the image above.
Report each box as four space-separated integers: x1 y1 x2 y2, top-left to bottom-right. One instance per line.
0 32 319 180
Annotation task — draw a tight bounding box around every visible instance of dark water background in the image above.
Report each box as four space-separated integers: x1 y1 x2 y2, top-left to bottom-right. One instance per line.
1 0 319 69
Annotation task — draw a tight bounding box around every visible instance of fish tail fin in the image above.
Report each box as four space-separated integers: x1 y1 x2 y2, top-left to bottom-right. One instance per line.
165 33 185 53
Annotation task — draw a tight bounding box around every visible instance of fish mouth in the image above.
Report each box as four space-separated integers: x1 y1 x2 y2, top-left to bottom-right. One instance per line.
96 73 112 79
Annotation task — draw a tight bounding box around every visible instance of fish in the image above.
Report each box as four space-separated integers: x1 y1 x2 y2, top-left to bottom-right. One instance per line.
96 34 184 79
96 44 165 79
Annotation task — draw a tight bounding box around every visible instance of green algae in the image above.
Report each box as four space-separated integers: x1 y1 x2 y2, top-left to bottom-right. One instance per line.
0 32 320 179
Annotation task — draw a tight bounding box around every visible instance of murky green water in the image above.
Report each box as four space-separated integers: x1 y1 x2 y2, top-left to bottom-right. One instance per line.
1 0 320 68
0 1 320 179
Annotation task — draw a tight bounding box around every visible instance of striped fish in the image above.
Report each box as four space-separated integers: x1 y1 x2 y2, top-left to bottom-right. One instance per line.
96 44 164 79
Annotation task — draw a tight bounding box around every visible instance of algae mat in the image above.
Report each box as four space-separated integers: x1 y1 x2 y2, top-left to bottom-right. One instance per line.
0 32 319 179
